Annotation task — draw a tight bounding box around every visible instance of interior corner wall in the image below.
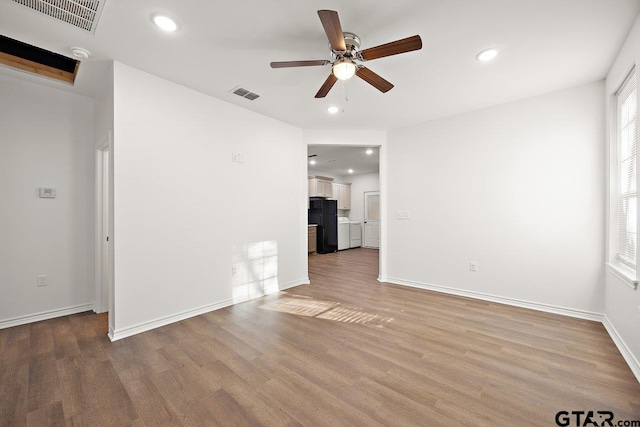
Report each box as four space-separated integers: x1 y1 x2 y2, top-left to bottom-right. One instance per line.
111 62 307 338
604 14 640 377
92 60 115 334
93 61 114 147
0 74 95 327
386 81 605 317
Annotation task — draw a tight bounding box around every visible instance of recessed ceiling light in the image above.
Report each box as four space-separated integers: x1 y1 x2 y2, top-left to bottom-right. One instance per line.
348 169 354 174
152 14 178 32
366 149 374 155
327 106 339 114
477 48 499 62
309 160 316 165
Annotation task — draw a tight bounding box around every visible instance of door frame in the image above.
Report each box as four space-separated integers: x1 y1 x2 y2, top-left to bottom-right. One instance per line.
95 132 113 316
304 135 387 281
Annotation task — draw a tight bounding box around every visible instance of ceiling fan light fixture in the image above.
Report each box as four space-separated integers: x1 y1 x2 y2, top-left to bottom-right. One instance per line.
332 58 356 80
327 106 339 114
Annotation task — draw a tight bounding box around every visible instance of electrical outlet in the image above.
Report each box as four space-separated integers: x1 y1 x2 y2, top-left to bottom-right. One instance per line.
37 275 47 287
469 262 478 272
231 153 244 163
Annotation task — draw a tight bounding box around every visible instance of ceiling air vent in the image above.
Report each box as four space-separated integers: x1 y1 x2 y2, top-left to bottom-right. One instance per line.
230 86 260 101
11 0 107 33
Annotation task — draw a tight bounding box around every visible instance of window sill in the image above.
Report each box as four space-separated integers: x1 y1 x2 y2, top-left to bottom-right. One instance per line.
606 262 638 290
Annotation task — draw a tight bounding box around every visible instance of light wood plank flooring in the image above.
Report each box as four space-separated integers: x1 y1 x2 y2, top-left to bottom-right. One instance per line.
1 248 639 426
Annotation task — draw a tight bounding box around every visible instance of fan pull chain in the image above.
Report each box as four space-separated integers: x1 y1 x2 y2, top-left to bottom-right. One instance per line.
342 79 349 113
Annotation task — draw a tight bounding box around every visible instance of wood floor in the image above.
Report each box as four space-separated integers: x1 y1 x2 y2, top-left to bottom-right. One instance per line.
1 248 639 426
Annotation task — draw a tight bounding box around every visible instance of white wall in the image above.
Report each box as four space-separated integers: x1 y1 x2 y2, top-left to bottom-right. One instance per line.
307 169 343 181
386 81 605 317
304 130 386 147
604 14 640 379
93 61 114 147
0 74 95 326
110 62 307 339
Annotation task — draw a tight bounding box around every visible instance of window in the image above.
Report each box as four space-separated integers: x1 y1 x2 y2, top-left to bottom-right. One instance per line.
616 69 637 269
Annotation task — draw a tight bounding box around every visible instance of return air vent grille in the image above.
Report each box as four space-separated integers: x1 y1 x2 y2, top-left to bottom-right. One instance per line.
230 86 260 101
11 0 107 33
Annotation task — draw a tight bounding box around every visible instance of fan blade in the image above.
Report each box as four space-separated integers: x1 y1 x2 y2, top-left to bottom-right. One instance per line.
359 35 422 61
356 67 394 93
318 10 346 51
270 60 329 68
315 73 338 98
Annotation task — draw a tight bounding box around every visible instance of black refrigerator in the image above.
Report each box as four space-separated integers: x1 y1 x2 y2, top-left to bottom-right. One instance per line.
308 198 338 254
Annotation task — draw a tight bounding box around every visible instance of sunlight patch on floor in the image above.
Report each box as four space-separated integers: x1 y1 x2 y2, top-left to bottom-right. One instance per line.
259 294 393 327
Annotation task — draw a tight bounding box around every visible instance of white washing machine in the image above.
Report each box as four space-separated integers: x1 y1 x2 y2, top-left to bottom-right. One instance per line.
349 221 362 248
338 217 350 250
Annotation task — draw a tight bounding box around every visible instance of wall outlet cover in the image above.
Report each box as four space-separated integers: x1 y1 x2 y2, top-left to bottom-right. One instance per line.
39 188 56 198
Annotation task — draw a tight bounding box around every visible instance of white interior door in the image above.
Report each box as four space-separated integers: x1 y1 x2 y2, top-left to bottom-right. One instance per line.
363 191 380 249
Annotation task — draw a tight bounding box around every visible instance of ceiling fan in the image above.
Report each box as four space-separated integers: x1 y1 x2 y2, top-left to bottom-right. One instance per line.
270 10 422 98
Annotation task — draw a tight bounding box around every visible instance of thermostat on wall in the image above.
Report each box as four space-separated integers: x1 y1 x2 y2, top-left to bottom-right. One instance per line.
39 188 56 198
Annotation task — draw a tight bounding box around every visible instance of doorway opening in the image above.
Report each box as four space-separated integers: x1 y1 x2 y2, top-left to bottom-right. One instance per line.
306 144 382 278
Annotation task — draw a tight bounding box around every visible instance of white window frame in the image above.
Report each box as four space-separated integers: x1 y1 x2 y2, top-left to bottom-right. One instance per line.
608 67 638 290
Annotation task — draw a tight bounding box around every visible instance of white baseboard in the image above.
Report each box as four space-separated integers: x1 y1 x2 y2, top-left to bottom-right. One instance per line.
109 298 235 342
383 276 603 322
280 278 310 290
0 303 95 329
109 278 311 342
603 316 640 383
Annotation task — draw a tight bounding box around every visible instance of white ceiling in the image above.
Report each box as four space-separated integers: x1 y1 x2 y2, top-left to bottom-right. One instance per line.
308 145 380 177
0 0 638 133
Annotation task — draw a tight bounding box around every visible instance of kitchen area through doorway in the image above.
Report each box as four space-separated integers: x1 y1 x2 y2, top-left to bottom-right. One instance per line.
306 145 380 268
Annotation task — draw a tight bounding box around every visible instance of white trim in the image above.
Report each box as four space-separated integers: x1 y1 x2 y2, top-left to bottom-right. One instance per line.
603 316 640 383
95 131 112 315
281 278 310 290
0 303 94 329
605 262 638 290
109 298 235 341
383 277 603 322
108 278 310 341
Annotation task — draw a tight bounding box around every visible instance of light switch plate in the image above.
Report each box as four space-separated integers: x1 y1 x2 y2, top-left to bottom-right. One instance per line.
396 211 411 220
